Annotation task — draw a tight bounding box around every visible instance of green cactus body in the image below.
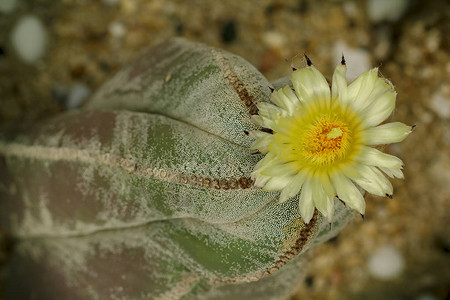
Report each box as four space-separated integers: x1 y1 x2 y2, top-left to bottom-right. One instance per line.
0 39 355 299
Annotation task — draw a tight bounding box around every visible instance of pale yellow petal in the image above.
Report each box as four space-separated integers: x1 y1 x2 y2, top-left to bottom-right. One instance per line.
359 83 396 128
379 166 404 179
270 86 301 116
331 63 348 106
249 131 273 153
312 176 334 222
356 146 404 171
278 171 308 203
291 66 330 105
331 173 366 214
298 178 315 223
262 175 293 192
363 122 412 145
343 164 393 197
347 68 379 111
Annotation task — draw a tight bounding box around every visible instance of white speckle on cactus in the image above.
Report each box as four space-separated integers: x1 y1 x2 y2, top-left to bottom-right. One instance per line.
11 15 48 63
367 245 404 280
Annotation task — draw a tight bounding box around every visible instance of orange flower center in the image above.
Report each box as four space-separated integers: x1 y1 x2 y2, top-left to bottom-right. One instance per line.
302 116 350 165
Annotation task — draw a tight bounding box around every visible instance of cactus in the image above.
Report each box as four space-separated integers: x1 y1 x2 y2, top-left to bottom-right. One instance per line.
0 38 355 299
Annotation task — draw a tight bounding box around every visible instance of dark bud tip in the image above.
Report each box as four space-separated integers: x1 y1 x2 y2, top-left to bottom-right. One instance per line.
291 65 297 71
261 127 274 134
269 86 275 93
337 196 346 206
244 130 250 136
361 214 365 221
411 124 417 130
304 54 312 66
386 194 393 199
341 54 346 65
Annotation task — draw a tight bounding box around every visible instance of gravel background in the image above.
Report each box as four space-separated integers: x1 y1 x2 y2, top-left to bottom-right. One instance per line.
0 0 449 299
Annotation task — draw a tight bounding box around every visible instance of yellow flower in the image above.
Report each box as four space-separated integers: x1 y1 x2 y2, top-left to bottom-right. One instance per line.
249 56 412 223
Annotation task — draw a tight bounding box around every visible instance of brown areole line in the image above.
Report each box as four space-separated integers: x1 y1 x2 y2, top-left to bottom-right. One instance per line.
211 49 260 116
0 141 254 190
211 211 319 285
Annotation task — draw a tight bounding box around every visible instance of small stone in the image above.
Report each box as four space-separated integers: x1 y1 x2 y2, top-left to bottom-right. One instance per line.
367 0 409 23
334 41 371 81
66 83 91 110
429 86 450 119
367 245 404 280
109 22 126 39
11 15 48 63
261 31 286 49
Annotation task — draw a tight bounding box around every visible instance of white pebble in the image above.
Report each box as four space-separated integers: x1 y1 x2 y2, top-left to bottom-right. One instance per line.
429 86 450 119
0 0 18 14
367 245 404 280
367 0 409 23
109 22 126 39
334 41 371 81
11 15 48 63
261 31 287 49
66 83 91 110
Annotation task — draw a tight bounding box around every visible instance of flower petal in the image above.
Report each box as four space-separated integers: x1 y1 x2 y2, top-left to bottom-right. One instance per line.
271 86 301 116
358 82 396 128
379 166 404 179
331 173 366 214
331 63 348 106
252 152 277 176
356 146 404 171
298 178 315 223
249 131 273 153
347 68 379 111
260 162 297 177
262 175 293 192
363 122 412 145
343 164 393 197
278 171 308 203
312 176 334 222
291 66 330 106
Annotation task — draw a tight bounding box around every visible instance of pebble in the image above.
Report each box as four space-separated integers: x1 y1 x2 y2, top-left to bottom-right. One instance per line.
109 21 126 39
429 86 450 120
10 15 48 63
333 41 371 81
367 245 404 280
66 83 91 110
0 0 18 14
261 31 287 49
367 0 409 23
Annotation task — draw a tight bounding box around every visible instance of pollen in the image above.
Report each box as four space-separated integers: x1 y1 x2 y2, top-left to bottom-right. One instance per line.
301 116 350 165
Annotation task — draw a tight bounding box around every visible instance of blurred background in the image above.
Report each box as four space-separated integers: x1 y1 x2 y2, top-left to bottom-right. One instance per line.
0 0 448 299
